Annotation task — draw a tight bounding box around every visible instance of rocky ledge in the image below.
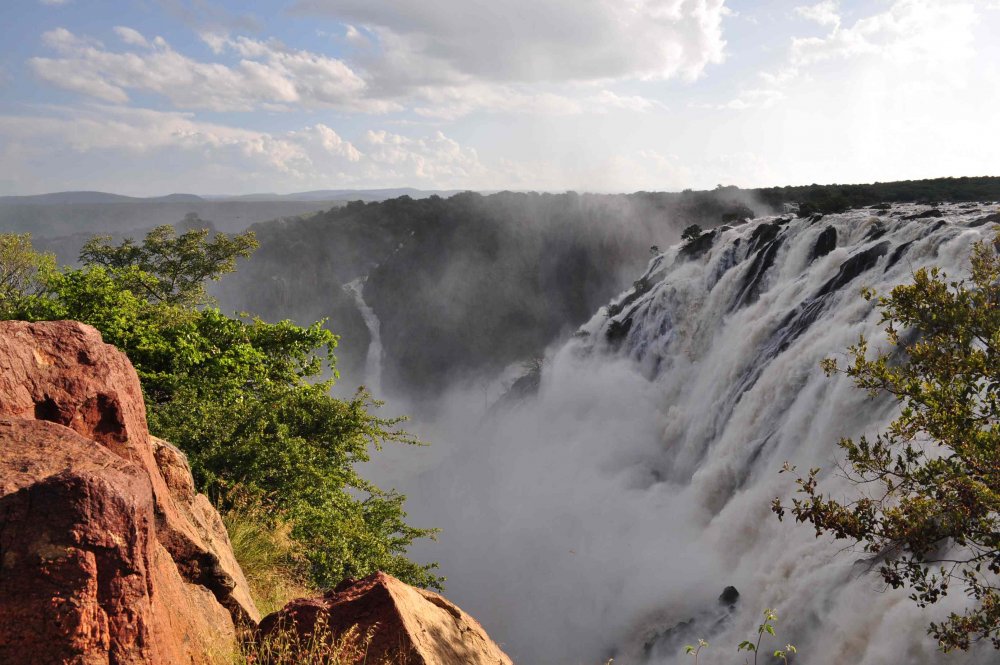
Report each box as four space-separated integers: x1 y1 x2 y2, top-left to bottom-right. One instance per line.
259 571 514 665
0 320 513 664
0 320 258 663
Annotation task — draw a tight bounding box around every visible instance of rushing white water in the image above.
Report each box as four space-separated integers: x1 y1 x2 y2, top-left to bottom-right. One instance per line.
343 276 384 395
381 203 999 665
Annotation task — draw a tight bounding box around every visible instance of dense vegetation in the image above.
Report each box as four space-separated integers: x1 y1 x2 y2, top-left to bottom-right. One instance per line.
776 233 1000 651
0 228 441 593
215 190 757 400
215 179 1000 402
752 175 1000 216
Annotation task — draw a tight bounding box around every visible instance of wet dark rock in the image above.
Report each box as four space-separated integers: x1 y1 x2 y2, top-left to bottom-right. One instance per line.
719 587 740 607
905 208 944 220
733 235 784 309
864 222 887 241
679 229 717 260
752 241 892 373
969 212 1000 227
747 222 781 254
869 203 892 210
810 226 837 261
885 241 914 272
491 364 542 411
927 220 947 234
815 241 890 299
607 279 650 319
606 317 633 345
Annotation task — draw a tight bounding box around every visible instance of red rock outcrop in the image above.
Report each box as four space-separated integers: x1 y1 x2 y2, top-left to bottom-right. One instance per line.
258 572 514 665
0 320 259 664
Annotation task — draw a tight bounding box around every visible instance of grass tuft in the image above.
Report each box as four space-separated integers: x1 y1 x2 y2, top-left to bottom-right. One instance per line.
223 493 314 616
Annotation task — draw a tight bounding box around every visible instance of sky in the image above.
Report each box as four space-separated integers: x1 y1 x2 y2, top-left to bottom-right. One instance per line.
1 0 998 196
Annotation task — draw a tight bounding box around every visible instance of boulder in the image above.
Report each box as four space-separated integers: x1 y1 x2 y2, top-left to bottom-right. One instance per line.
904 208 943 220
258 572 514 665
0 320 259 664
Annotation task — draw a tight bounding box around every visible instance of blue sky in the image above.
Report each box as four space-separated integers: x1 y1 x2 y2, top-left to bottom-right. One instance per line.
1 0 998 195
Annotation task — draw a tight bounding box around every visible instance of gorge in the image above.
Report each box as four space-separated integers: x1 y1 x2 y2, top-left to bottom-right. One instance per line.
366 202 1000 664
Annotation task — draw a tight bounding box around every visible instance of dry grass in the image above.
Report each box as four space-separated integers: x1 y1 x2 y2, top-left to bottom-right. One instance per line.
234 615 370 665
222 496 314 616
233 615 407 665
223 496 405 664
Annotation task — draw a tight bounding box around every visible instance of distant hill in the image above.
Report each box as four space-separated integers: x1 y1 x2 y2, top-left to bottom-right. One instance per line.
0 191 205 205
206 188 466 202
0 188 463 207
0 200 344 244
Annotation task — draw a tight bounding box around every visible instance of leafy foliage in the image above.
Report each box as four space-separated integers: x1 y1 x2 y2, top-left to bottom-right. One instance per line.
2 230 441 591
0 233 56 318
681 224 704 242
684 609 795 665
80 224 258 306
774 234 1000 650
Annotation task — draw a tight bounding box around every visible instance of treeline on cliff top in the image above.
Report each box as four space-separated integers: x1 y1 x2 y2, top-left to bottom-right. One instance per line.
216 177 1000 401
750 174 1000 214
0 229 442 596
214 190 755 400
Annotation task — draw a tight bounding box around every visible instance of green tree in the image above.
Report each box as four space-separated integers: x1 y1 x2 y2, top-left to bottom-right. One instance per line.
80 224 258 307
681 224 703 243
0 233 56 318
774 234 1000 650
3 231 441 590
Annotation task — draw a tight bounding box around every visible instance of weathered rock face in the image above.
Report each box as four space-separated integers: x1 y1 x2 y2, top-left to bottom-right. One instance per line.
258 572 514 665
0 320 259 664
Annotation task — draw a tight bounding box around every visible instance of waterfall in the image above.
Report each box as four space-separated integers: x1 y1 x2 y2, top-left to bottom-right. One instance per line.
397 203 999 665
343 276 383 395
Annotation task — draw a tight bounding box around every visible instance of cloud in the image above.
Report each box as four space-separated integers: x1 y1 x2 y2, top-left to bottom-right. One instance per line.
343 25 370 47
29 27 385 113
39 0 71 5
362 130 486 182
156 0 261 33
0 105 492 193
722 0 979 110
789 0 976 69
291 0 728 84
408 85 665 120
28 17 683 121
113 26 151 48
794 1 841 28
587 90 664 113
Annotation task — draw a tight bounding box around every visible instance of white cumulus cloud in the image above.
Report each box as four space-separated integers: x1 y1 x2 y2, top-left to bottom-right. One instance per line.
291 0 728 85
794 1 841 28
29 27 385 113
0 105 496 193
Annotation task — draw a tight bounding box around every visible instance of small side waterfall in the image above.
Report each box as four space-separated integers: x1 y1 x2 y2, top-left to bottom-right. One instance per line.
343 276 383 394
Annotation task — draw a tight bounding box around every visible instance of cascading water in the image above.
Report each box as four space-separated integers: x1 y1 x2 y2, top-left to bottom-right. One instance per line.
343 276 384 395
390 203 999 665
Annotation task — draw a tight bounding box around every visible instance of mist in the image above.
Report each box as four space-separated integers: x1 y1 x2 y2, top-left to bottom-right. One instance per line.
361 203 998 664
214 190 759 400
